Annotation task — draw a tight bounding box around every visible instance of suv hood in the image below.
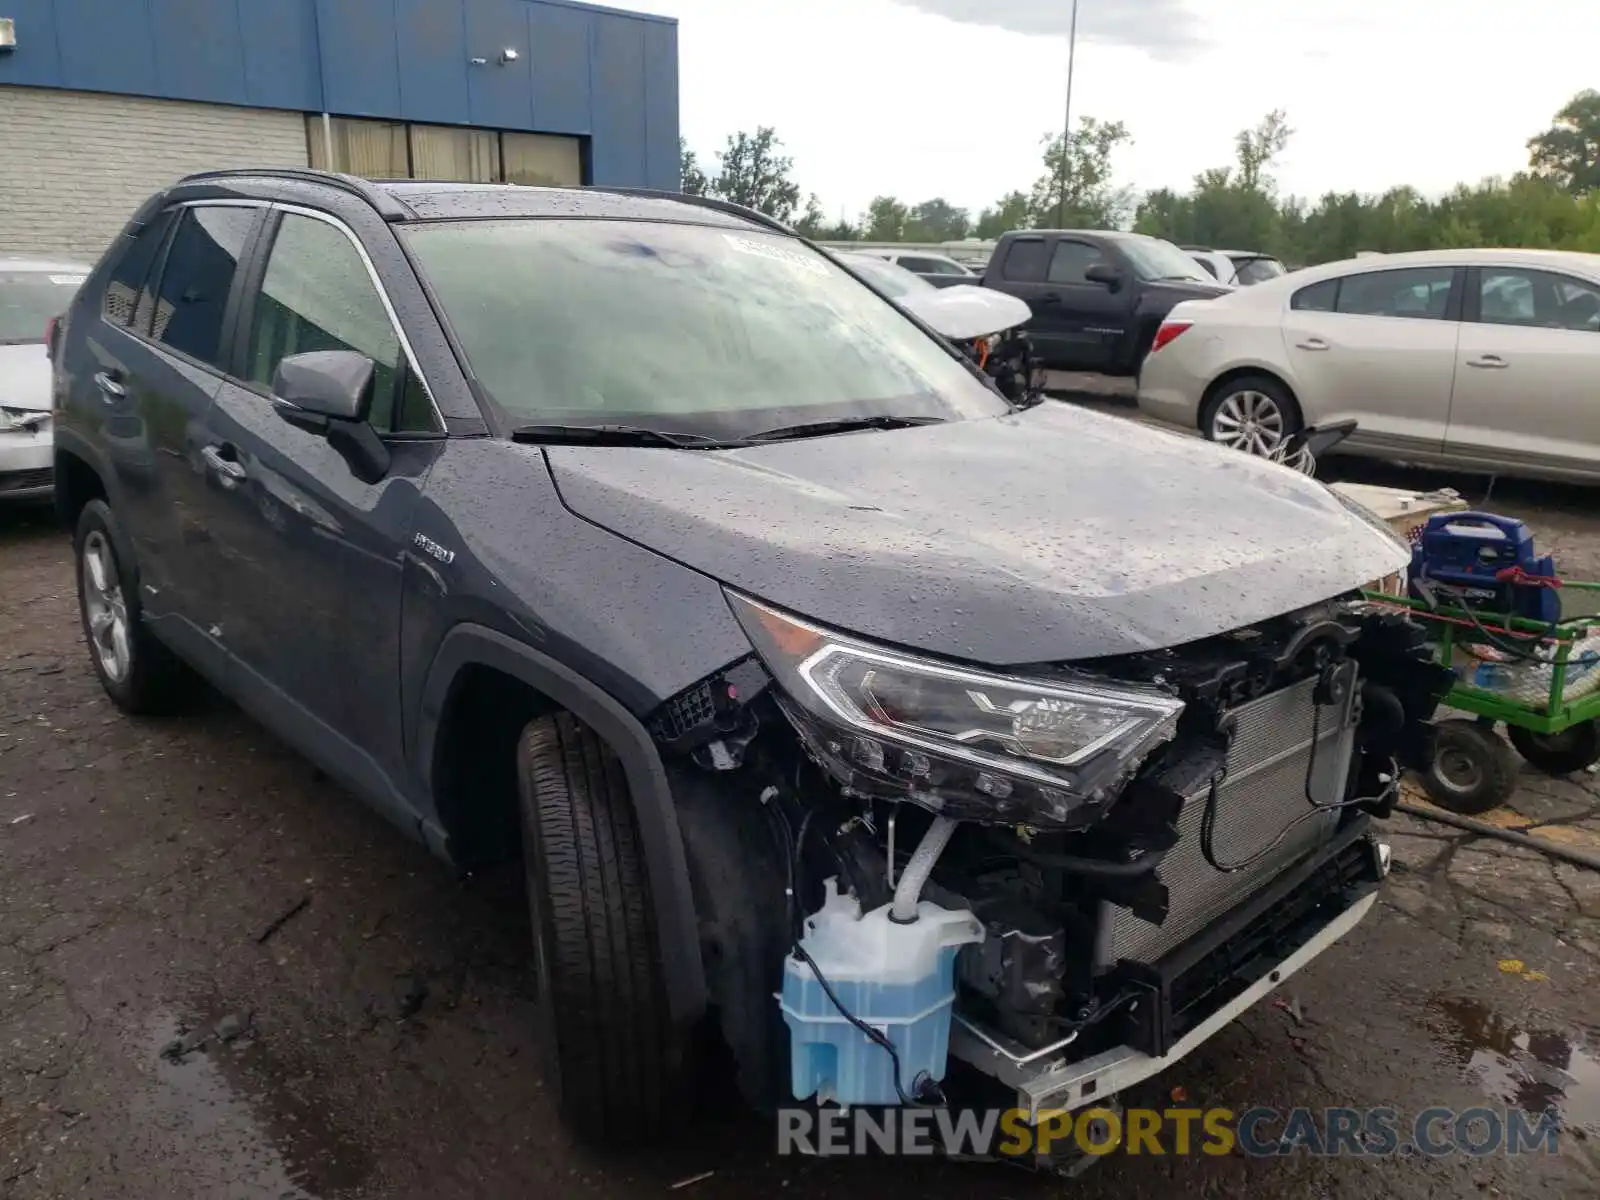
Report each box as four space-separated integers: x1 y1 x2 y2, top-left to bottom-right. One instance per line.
0 344 51 410
546 405 1407 666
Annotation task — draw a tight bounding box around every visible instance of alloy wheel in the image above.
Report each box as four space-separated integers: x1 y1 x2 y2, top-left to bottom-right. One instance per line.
81 530 132 684
1211 390 1288 456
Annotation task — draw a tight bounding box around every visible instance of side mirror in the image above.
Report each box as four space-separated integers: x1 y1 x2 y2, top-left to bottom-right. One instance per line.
270 350 390 484
271 350 375 426
1085 263 1123 290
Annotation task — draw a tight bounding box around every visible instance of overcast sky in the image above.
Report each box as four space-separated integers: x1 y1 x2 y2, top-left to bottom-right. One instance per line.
624 0 1598 224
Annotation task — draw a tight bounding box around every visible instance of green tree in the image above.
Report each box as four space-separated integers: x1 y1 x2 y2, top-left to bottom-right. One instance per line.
679 138 708 196
1234 109 1293 193
818 216 861 241
975 190 1031 238
1136 111 1291 253
710 127 801 221
1030 117 1135 228
904 198 971 242
794 194 828 238
1528 90 1600 194
863 195 909 241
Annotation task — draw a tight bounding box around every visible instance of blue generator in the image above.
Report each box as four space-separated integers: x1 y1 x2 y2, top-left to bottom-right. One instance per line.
1408 512 1560 623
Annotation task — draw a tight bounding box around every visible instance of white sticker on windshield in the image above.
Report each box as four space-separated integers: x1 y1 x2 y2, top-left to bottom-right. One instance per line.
722 234 829 278
49 274 88 286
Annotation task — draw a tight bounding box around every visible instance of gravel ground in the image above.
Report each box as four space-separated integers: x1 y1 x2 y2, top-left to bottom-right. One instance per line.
2 432 1598 1198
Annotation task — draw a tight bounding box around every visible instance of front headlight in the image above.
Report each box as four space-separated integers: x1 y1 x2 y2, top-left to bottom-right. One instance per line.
727 592 1184 828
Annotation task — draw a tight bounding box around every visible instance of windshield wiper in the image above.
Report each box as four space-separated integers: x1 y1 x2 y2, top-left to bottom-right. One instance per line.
744 415 946 444
509 424 738 449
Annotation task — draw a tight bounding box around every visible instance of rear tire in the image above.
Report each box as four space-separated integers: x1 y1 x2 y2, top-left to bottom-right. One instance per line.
1201 375 1303 458
1508 720 1600 776
73 498 193 714
516 713 688 1144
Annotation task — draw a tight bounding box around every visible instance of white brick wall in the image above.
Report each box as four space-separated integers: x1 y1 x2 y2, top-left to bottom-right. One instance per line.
0 87 309 263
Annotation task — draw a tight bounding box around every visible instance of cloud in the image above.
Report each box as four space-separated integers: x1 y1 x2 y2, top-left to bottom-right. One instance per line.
893 0 1207 59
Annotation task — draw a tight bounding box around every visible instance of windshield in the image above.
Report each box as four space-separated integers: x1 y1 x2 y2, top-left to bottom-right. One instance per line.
839 254 935 299
403 220 1006 438
1232 256 1286 284
0 269 87 344
1116 237 1214 283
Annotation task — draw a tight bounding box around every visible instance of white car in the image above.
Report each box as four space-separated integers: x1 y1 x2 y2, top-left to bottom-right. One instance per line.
1137 247 1600 482
1 257 92 500
1183 247 1287 287
850 249 980 285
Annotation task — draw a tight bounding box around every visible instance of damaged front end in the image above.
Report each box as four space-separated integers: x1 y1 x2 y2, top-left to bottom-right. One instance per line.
649 589 1452 1138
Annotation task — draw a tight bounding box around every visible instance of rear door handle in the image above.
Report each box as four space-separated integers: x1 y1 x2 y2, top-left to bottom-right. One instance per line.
1467 355 1508 369
200 444 247 488
93 371 126 400
1295 337 1330 351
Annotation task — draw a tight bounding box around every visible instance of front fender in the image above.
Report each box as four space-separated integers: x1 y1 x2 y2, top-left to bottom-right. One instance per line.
417 623 706 1026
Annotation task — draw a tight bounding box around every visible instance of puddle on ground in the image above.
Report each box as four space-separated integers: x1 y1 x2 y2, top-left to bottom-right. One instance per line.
1432 996 1599 1136
128 1012 372 1199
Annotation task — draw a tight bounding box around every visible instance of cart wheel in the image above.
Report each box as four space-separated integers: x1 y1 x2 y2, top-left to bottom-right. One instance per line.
1424 719 1519 816
1508 720 1600 777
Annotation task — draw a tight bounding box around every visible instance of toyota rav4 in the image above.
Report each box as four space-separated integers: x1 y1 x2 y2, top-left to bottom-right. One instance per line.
52 169 1450 1159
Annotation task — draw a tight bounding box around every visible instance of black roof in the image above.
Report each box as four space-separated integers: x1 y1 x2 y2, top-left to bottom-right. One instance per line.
173 168 785 234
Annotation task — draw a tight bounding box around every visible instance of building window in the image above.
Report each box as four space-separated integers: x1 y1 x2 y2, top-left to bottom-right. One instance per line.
502 132 583 187
305 117 582 187
308 117 409 178
409 125 501 183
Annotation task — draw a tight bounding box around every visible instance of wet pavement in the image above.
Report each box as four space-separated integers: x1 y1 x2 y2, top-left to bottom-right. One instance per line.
3 448 1600 1197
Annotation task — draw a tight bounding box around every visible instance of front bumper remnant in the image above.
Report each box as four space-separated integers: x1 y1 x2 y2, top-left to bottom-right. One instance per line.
948 831 1390 1124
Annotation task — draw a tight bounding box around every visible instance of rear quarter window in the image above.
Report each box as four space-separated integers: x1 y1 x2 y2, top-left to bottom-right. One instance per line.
102 210 176 332
1291 278 1339 312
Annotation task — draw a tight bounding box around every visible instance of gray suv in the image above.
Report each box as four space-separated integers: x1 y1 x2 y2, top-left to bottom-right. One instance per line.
53 169 1447 1158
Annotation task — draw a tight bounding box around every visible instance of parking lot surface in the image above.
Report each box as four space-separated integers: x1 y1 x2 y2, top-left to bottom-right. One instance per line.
2 434 1598 1198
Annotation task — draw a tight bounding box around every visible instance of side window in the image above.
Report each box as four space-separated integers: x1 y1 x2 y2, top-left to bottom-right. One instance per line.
245 213 436 433
1335 268 1456 320
1193 256 1220 279
1001 239 1050 283
1046 240 1107 285
1479 269 1600 332
1291 278 1339 311
149 206 258 367
101 210 175 332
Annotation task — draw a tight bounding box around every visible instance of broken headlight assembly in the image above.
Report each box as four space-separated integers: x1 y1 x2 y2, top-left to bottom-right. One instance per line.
727 592 1184 828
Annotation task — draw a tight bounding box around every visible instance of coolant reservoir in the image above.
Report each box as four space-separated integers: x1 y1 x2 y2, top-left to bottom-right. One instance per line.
779 878 984 1106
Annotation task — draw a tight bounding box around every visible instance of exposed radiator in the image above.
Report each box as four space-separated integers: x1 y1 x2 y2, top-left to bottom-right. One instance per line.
1097 674 1358 967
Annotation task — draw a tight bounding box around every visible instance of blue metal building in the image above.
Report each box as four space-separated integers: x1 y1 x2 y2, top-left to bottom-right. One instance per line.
0 0 680 258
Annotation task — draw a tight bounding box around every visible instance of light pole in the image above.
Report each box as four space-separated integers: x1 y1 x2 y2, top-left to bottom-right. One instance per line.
1054 0 1080 229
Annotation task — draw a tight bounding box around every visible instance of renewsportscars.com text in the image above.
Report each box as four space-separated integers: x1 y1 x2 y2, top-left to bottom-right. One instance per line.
777 1105 1563 1159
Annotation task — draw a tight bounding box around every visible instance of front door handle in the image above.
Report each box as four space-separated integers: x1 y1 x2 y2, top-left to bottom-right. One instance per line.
1295 337 1330 351
200 444 247 488
93 371 126 400
1467 355 1509 369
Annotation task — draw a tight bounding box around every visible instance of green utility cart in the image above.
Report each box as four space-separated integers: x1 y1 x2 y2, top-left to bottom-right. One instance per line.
1363 585 1600 815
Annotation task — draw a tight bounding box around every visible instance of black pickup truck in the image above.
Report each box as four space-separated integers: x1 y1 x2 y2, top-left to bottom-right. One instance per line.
980 229 1230 375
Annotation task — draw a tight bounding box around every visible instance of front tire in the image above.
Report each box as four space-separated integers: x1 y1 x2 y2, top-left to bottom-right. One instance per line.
73 498 192 714
516 713 688 1144
1202 375 1303 458
1423 719 1519 815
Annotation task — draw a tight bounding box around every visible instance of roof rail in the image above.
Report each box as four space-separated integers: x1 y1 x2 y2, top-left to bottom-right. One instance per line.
584 185 794 235
175 168 415 221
